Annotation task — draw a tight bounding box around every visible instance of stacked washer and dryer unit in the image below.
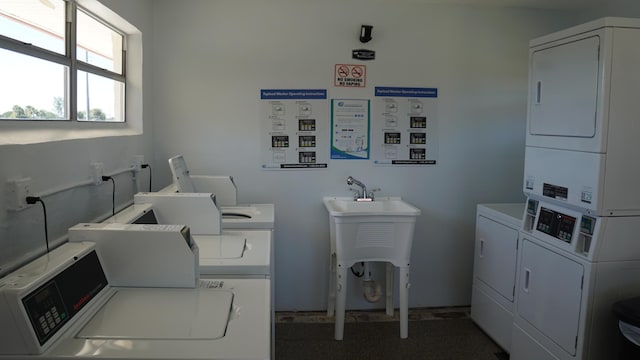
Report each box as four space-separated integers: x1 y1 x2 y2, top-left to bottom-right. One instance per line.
511 18 640 360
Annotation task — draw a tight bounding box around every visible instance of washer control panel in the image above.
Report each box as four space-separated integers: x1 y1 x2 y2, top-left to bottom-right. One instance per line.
536 207 576 243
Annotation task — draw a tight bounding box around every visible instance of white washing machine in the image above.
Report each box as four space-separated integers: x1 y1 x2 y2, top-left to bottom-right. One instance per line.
512 199 640 360
0 242 271 360
103 201 275 357
164 155 276 230
102 203 272 278
471 203 524 353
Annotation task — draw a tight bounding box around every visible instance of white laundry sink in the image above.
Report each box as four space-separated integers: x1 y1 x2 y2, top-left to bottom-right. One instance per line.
323 196 421 217
324 196 421 340
323 196 420 261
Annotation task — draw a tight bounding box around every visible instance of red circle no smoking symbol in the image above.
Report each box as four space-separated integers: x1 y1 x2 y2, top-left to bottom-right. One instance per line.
338 66 350 78
351 66 363 78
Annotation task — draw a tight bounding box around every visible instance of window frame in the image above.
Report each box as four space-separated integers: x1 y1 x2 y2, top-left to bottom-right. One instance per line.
0 0 127 123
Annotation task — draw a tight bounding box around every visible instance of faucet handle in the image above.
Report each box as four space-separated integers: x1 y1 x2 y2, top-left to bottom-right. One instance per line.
349 188 361 200
367 188 381 200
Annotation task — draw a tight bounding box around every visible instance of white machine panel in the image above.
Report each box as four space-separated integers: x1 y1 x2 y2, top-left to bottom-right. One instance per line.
134 192 223 235
516 239 584 356
529 36 599 140
526 17 640 153
168 155 238 206
523 147 604 214
471 203 523 353
168 155 196 193
77 288 233 340
475 208 520 301
68 223 199 288
195 230 271 276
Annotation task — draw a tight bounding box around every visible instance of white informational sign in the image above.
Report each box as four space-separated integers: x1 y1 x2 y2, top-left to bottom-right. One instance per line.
330 99 370 160
371 87 438 165
260 89 329 170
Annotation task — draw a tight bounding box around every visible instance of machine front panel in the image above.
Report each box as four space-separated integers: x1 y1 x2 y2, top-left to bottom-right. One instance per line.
22 250 107 347
517 239 584 356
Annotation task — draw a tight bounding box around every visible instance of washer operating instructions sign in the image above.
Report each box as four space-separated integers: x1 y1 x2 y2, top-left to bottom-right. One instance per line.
260 89 329 170
372 87 438 165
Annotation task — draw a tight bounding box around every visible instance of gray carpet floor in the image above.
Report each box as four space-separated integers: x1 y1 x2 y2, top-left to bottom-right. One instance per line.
275 309 507 360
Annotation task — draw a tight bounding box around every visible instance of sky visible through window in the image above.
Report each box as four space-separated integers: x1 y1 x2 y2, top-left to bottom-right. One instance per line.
0 11 117 120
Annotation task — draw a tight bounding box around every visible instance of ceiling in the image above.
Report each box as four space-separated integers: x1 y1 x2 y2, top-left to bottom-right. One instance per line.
408 0 603 10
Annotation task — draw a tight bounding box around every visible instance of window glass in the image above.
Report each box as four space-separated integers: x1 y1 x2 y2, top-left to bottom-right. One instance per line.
77 9 123 74
0 0 65 54
0 1 126 123
0 48 67 120
77 70 124 122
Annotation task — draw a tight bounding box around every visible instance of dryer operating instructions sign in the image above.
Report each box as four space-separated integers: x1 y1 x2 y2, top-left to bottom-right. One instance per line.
260 89 329 170
371 87 438 165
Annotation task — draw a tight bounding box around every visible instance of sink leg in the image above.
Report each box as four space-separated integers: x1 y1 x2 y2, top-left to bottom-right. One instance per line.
385 262 394 316
399 266 410 339
335 265 347 340
327 253 336 316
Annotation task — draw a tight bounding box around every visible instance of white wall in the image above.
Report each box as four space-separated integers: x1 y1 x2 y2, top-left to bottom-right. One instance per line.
578 0 640 20
0 0 154 275
151 0 579 310
9 0 632 312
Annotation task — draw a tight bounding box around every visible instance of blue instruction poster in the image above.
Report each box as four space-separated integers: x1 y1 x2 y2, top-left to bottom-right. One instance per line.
372 87 438 165
330 99 370 160
260 89 329 170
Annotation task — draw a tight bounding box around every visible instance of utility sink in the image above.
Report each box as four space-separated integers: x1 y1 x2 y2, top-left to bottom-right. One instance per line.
324 195 421 340
323 196 421 262
323 196 421 217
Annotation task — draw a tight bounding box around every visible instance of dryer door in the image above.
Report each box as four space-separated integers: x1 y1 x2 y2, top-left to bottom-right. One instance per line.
529 36 599 139
516 239 584 356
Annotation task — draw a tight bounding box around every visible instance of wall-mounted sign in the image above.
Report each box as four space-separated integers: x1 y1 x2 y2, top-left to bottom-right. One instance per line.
352 49 375 61
330 99 370 160
334 64 366 88
260 89 329 170
371 86 438 166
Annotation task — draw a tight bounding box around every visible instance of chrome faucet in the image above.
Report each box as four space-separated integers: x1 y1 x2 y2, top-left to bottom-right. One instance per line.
347 176 374 201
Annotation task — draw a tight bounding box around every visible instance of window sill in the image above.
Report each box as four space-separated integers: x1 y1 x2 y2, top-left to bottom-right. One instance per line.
0 122 142 145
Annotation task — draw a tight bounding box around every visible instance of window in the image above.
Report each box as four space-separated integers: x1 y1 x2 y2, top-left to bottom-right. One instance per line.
0 0 126 122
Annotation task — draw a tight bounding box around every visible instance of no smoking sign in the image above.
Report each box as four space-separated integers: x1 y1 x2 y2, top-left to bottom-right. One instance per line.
334 64 366 88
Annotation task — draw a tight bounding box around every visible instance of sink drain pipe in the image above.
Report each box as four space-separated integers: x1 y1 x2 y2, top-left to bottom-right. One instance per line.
362 262 382 303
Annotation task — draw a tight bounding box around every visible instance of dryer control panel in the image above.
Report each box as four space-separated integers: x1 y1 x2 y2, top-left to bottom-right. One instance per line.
536 207 576 243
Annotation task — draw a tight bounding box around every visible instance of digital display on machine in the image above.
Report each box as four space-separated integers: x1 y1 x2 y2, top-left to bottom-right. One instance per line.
543 183 568 200
580 216 596 235
22 250 108 345
536 207 576 243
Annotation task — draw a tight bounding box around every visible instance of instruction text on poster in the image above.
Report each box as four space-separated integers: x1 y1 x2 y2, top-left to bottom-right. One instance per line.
260 89 329 170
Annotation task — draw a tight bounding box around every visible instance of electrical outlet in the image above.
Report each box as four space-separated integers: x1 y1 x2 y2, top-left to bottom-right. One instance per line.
131 155 144 172
6 178 31 211
90 162 104 185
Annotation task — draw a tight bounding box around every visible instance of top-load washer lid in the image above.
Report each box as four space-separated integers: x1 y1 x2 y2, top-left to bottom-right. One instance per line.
77 288 233 340
220 204 275 230
193 233 246 259
193 230 272 276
